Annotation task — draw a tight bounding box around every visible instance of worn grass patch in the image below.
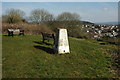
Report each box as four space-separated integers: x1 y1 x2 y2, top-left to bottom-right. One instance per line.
2 34 116 78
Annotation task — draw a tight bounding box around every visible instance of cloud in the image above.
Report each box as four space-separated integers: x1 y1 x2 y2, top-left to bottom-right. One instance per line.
2 2 118 23
103 8 108 11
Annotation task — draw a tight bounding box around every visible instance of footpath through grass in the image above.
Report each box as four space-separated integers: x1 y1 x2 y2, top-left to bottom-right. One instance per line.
2 34 117 78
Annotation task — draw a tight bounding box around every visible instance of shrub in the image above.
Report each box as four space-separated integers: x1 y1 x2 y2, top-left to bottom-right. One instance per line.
2 23 53 35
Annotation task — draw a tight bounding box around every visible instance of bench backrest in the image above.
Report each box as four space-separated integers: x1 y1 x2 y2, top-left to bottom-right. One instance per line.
41 32 55 44
42 33 54 39
7 29 24 36
8 29 20 33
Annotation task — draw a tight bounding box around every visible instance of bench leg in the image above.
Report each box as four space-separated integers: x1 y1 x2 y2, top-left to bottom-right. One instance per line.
42 38 45 43
8 31 14 37
8 33 10 36
48 39 49 42
12 32 14 37
19 33 24 36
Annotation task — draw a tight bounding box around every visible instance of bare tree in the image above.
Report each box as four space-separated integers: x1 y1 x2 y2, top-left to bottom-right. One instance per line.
57 12 80 21
5 9 25 23
30 9 54 24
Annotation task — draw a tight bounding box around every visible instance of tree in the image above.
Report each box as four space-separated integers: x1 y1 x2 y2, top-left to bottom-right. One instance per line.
56 12 84 38
5 9 25 23
57 12 80 21
30 9 54 24
2 15 7 23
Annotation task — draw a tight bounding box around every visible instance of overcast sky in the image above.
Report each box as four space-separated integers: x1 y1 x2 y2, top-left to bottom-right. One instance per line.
2 2 118 23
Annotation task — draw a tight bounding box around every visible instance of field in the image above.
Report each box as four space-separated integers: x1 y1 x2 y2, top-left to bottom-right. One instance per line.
2 34 117 78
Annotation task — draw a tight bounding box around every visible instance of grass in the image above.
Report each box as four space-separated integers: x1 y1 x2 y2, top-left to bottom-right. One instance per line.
2 34 117 78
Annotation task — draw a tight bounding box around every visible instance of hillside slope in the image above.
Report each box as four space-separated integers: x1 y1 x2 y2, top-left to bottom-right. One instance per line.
2 35 117 78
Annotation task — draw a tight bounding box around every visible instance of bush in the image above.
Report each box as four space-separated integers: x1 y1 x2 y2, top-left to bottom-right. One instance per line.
46 21 93 39
101 37 119 45
2 23 53 35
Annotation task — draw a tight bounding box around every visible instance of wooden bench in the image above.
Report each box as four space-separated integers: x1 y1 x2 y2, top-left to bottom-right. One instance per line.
41 32 55 44
7 29 24 37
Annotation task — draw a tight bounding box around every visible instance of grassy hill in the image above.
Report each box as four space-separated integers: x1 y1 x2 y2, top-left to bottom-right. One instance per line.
2 34 117 78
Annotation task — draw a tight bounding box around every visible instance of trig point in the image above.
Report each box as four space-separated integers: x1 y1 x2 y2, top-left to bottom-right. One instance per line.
54 28 70 54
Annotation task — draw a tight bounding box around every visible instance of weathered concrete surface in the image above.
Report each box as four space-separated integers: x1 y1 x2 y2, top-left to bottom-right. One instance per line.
54 28 70 54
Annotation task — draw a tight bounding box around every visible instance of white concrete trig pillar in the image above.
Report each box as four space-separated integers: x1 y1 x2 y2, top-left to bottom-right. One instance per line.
54 28 70 54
